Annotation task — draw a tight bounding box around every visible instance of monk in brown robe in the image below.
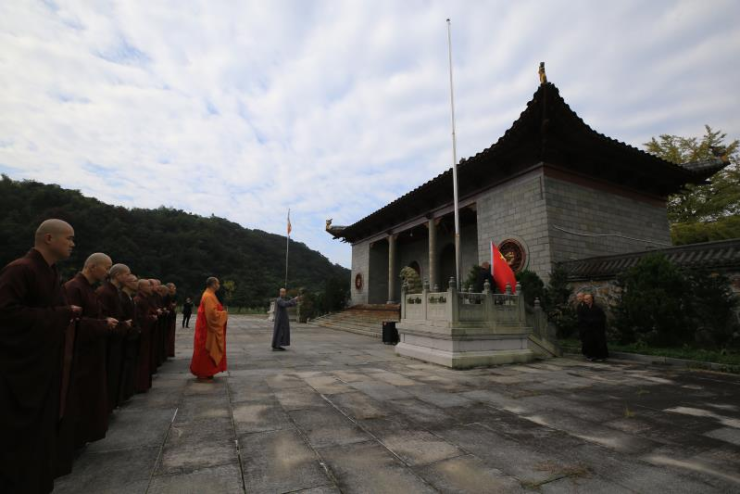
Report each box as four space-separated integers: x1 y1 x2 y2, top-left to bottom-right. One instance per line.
190 277 228 381
0 219 81 494
63 253 118 450
134 280 157 392
166 282 178 357
118 273 140 402
149 279 165 370
96 263 132 412
158 283 171 364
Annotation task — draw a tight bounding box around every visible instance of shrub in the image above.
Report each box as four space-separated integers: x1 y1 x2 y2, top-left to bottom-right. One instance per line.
546 266 578 338
516 270 546 307
612 253 710 347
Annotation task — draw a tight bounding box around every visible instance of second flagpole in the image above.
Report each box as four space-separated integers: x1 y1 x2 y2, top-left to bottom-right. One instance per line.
285 208 290 288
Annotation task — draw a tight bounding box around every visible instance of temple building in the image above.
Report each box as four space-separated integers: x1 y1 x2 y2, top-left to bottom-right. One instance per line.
327 77 728 307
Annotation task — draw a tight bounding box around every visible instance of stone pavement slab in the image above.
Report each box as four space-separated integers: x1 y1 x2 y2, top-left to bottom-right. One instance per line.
52 315 740 493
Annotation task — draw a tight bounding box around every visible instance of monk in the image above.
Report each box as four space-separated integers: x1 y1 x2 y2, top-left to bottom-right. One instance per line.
134 279 157 392
149 279 164 370
190 277 228 381
118 273 140 402
272 288 300 351
63 253 118 450
0 219 81 494
157 282 171 363
166 282 178 357
96 263 132 411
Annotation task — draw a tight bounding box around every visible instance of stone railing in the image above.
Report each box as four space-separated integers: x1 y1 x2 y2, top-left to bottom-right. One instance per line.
401 277 525 328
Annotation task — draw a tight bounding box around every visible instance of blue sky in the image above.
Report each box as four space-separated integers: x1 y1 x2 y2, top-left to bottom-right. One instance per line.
1 0 738 267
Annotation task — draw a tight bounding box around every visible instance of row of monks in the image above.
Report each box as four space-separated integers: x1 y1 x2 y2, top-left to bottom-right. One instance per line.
0 220 180 494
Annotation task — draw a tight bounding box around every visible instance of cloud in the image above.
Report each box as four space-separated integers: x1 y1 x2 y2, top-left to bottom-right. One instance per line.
0 0 738 267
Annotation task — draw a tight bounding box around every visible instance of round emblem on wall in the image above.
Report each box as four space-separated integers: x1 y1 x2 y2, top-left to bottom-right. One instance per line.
354 273 363 291
498 239 527 273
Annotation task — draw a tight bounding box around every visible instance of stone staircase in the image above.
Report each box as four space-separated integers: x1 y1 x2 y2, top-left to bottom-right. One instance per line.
315 304 400 339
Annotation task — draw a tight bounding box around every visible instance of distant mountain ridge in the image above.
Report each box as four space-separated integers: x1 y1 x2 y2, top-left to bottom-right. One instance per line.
0 175 349 307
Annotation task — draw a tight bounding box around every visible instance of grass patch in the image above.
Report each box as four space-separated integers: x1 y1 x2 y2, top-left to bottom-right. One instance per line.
559 338 740 367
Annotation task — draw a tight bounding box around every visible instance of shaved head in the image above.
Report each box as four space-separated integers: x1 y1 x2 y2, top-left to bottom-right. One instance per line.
34 218 75 264
35 219 73 242
84 253 112 269
138 279 152 295
82 253 112 284
109 263 130 278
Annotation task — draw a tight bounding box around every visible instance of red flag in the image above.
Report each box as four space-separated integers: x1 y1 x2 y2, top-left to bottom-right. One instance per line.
491 241 517 293
287 210 292 235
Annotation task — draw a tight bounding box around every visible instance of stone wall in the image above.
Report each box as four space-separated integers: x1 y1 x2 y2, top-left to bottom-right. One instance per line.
476 171 553 278
350 240 370 306
544 175 671 263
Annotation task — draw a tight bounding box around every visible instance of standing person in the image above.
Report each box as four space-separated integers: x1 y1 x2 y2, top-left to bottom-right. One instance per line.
581 293 609 361
190 277 228 382
97 263 132 412
119 273 140 402
134 279 157 393
166 282 177 357
0 219 81 494
272 288 300 351
575 291 587 356
61 253 118 463
182 297 194 328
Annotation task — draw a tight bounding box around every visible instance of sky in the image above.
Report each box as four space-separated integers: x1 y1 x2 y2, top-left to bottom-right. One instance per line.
1 0 738 268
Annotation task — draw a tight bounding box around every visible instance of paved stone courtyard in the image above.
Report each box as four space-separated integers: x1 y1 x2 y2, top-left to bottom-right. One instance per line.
54 315 740 493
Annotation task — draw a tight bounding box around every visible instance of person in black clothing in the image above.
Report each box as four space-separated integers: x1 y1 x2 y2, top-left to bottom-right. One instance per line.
575 291 587 355
474 261 495 292
579 293 608 361
182 297 193 328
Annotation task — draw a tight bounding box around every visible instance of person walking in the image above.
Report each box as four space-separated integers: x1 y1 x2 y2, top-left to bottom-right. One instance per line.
182 297 193 328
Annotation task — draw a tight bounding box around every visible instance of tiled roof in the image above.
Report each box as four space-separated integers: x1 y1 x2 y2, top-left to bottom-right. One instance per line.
559 239 740 280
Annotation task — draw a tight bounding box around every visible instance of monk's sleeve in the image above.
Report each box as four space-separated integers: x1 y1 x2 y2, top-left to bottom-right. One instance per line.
0 264 71 354
205 295 227 329
64 283 107 344
276 297 298 308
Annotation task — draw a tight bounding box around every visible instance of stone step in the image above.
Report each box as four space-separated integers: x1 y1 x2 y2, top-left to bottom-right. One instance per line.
317 320 383 334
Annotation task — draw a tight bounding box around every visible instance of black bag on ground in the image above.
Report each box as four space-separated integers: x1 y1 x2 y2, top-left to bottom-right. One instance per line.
382 321 399 345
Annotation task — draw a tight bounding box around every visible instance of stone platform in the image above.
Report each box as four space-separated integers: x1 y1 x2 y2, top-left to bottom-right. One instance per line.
52 315 740 493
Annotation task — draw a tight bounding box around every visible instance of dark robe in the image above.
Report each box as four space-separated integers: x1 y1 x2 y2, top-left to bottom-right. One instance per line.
576 301 588 355
134 293 156 392
118 290 140 402
272 297 298 348
580 303 609 360
63 274 110 449
160 293 171 362
474 266 495 293
96 281 127 412
167 293 177 357
150 292 163 370
0 249 73 494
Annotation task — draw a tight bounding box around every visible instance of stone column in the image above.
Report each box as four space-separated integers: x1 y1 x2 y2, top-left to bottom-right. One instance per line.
387 234 397 303
427 218 437 290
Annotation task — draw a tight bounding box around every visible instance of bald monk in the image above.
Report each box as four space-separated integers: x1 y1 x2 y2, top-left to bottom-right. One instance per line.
0 219 81 494
149 279 165 370
157 283 171 363
134 279 157 392
63 253 118 449
166 282 178 357
190 277 228 381
97 263 132 412
118 273 140 402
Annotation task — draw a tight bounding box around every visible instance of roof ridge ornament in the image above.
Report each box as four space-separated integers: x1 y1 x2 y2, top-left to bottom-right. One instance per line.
538 62 547 85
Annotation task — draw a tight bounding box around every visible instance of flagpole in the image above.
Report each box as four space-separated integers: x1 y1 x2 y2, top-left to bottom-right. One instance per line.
447 18 461 290
285 208 290 288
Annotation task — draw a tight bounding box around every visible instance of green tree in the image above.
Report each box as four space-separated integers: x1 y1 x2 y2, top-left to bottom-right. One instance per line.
644 126 739 241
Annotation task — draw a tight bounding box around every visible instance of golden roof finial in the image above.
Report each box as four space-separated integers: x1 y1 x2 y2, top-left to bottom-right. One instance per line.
538 62 547 85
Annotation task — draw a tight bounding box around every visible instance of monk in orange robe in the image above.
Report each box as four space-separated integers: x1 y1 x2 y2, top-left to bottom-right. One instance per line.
189 277 228 381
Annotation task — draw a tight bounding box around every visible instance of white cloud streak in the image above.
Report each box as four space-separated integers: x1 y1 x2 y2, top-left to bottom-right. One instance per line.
1 0 738 266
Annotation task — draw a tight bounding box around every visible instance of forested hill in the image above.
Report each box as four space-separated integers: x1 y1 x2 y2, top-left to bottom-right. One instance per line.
0 176 349 307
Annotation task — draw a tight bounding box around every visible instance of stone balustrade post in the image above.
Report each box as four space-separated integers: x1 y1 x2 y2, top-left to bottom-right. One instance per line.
515 282 525 323
448 276 458 325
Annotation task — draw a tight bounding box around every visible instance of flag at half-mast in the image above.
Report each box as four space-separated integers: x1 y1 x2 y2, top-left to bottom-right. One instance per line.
287 210 292 236
490 241 517 293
